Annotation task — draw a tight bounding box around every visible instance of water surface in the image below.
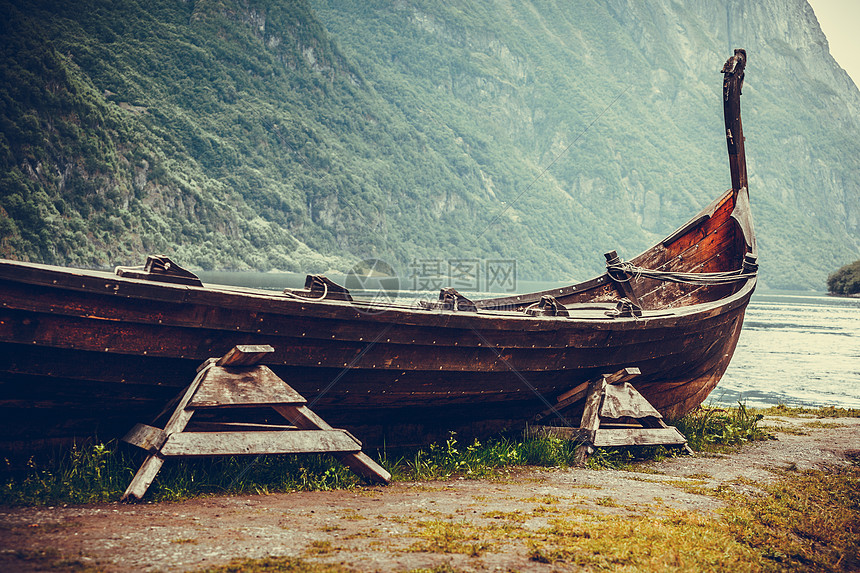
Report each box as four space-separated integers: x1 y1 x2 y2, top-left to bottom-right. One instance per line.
712 291 860 409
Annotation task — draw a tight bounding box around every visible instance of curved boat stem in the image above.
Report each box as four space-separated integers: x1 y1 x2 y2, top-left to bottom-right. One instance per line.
723 49 748 194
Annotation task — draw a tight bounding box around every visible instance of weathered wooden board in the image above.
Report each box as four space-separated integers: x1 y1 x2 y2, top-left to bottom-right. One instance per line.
338 451 393 482
123 455 167 501
216 345 274 367
603 367 641 385
187 422 296 432
526 426 585 441
189 365 306 408
532 383 588 423
273 404 391 483
160 429 362 456
578 375 606 442
122 423 167 452
601 382 662 419
556 382 589 404
122 361 214 501
534 368 640 424
592 427 687 447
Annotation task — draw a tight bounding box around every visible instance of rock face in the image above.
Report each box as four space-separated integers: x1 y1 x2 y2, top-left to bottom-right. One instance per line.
1 0 858 288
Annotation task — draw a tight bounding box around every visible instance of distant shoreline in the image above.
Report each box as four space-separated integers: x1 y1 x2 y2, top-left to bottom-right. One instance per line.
828 291 860 298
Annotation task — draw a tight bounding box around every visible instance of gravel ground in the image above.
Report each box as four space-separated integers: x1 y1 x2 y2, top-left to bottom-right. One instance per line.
1 415 858 572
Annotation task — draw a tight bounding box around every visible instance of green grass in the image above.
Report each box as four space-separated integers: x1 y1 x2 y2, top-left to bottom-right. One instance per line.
0 432 567 505
757 404 860 418
0 404 794 505
674 403 774 453
382 431 579 481
1 441 361 505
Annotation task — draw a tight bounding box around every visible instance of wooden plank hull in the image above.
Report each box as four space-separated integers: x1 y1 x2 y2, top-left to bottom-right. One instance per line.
0 50 757 452
0 247 754 450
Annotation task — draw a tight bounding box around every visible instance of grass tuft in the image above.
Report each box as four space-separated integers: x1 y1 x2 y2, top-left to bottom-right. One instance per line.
305 540 336 555
674 403 772 452
406 565 460 573
385 431 579 481
526 511 763 569
757 404 860 418
1 440 361 505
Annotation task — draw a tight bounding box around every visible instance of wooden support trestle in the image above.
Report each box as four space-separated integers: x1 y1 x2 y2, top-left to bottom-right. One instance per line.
121 345 390 501
531 367 693 465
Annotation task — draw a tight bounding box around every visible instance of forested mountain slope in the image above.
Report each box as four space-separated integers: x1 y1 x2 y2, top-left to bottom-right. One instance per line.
1 0 858 289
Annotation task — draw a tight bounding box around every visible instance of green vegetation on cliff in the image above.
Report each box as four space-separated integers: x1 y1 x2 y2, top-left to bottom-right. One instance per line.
0 0 383 272
1 0 859 287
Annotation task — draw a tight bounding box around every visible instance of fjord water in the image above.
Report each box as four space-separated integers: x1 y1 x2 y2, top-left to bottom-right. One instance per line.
713 292 860 409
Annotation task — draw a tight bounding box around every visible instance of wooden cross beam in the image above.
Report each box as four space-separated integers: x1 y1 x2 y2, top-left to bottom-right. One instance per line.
532 367 642 425
573 368 692 465
121 345 390 501
216 344 274 366
527 368 692 465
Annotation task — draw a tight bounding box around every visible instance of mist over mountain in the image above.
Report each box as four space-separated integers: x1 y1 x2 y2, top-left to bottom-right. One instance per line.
1 0 858 289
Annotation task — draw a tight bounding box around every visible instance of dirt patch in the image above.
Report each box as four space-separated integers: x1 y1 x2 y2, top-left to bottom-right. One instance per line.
1 416 858 572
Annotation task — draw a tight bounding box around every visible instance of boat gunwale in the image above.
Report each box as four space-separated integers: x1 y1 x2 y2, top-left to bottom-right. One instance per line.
0 255 756 331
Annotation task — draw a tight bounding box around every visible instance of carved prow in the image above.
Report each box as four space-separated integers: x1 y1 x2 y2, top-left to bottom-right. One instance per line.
722 49 747 194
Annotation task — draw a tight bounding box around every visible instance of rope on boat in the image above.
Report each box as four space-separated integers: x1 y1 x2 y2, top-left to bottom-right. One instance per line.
606 261 757 285
281 280 329 300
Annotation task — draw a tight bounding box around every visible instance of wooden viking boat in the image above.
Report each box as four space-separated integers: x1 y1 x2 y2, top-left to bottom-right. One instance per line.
0 51 756 452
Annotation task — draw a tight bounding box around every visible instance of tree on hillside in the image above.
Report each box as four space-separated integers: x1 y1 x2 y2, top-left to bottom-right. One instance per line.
827 259 860 295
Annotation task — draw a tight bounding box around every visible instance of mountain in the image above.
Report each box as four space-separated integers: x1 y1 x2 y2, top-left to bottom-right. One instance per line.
1 0 858 289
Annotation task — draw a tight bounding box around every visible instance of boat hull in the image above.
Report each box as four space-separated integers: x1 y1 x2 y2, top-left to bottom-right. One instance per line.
0 258 753 451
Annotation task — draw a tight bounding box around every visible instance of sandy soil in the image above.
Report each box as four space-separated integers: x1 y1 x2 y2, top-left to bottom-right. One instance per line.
1 415 858 572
